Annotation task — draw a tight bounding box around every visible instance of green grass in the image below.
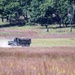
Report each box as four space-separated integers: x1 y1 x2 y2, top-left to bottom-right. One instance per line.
0 18 75 34
31 38 75 47
0 19 75 36
8 25 75 34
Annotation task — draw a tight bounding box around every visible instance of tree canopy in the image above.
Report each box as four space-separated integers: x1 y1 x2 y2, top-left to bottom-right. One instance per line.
0 0 75 24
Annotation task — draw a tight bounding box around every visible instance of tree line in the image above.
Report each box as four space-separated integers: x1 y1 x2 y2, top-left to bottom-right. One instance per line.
0 0 75 26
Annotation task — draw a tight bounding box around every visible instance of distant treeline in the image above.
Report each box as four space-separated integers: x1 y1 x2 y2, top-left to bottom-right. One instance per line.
0 0 75 25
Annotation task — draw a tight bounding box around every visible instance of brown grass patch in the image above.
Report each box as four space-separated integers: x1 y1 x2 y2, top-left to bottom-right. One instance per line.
0 47 75 75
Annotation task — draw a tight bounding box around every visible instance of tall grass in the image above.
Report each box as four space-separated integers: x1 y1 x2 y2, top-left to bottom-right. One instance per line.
0 47 75 75
0 55 75 75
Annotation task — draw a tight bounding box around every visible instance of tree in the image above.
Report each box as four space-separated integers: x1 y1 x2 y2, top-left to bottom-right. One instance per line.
0 0 74 26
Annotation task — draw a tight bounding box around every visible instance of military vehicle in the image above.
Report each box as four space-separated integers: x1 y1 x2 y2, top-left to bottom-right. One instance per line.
8 38 31 47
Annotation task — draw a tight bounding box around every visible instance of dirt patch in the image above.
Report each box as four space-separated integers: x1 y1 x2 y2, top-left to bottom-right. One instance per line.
0 38 22 48
0 39 11 47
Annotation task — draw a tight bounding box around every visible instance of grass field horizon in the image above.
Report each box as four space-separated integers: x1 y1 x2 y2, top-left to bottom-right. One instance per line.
0 21 75 75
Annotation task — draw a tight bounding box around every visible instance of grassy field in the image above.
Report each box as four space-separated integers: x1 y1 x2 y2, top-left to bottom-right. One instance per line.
0 47 75 75
31 38 75 47
0 20 75 34
4 25 75 34
0 21 75 75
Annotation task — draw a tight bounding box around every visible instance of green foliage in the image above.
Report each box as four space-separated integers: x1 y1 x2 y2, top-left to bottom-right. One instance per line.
0 0 75 24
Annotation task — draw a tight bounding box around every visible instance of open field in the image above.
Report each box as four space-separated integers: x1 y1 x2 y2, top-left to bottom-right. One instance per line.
0 38 75 47
31 38 75 47
0 47 75 75
0 25 75 39
0 22 75 75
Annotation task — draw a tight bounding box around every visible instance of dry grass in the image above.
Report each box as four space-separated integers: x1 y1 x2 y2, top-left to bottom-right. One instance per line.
0 47 75 75
0 22 75 75
0 57 75 75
